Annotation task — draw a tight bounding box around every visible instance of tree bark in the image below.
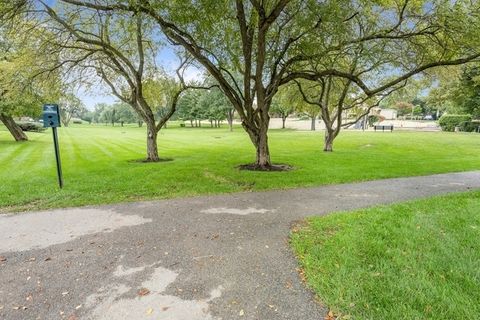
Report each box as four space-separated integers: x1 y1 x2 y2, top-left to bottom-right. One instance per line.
255 130 271 167
0 113 28 141
324 129 337 152
310 117 316 131
244 122 271 168
282 117 286 129
146 122 160 162
227 110 234 131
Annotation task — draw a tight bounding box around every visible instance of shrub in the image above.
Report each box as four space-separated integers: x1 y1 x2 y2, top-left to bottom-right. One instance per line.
460 120 480 132
72 119 83 124
17 122 46 132
438 114 472 132
368 114 386 126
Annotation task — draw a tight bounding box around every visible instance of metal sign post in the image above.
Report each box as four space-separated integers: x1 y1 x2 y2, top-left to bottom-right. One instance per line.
43 104 63 188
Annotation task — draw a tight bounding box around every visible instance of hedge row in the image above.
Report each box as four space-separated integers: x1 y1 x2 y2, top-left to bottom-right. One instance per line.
438 114 476 132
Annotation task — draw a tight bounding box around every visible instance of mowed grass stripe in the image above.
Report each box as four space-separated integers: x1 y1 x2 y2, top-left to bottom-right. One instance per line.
1 125 479 212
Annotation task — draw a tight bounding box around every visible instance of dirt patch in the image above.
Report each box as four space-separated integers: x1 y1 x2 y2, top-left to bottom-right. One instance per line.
128 158 174 163
237 163 294 172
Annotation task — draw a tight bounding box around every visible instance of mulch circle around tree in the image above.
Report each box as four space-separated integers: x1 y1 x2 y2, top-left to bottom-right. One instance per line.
237 164 294 172
128 158 174 163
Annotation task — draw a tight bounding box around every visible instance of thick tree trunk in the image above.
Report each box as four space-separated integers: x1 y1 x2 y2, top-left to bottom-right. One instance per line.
243 120 272 168
146 122 160 162
324 130 335 152
311 117 316 131
255 129 271 167
0 113 28 141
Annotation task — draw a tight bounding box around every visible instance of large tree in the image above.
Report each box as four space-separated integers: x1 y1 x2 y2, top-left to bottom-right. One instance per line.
2 2 191 160
0 17 60 141
289 0 480 151
59 93 86 127
36 0 480 170
6 0 480 165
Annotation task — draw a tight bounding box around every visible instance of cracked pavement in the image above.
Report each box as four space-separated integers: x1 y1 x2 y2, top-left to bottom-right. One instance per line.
1 171 479 320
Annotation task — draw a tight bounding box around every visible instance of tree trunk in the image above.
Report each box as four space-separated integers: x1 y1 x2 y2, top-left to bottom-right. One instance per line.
210 119 213 127
324 130 335 152
282 117 286 129
0 113 28 141
254 128 271 167
243 121 271 168
146 122 160 162
227 110 234 132
190 119 193 127
311 117 316 131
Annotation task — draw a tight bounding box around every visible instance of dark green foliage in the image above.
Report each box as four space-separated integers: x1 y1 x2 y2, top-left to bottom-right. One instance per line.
453 67 480 118
438 114 472 131
17 122 45 132
459 120 480 132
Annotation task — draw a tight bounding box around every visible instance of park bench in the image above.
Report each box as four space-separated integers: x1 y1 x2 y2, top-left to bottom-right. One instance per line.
374 124 394 132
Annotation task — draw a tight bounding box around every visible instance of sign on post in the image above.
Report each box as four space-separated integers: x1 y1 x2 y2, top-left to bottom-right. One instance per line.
43 104 63 188
43 104 61 128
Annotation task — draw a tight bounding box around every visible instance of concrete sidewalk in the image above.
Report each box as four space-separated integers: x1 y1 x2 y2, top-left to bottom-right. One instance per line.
1 171 479 320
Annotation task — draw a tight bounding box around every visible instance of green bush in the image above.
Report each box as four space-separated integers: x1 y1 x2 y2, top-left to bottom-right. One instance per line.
17 122 46 132
460 121 480 132
438 114 472 132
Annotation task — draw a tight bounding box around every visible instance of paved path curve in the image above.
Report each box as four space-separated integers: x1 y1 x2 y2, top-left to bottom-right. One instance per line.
1 171 479 320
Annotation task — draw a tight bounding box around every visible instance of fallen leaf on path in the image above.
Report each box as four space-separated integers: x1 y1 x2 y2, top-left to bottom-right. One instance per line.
161 306 170 311
0 256 6 262
324 310 335 320
239 309 245 316
44 257 52 261
146 308 153 315
138 288 150 296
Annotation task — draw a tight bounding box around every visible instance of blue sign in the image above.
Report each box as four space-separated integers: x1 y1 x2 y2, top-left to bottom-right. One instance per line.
43 104 61 128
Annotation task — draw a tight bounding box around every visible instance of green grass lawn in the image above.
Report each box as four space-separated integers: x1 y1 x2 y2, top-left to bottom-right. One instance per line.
0 124 479 212
290 191 480 320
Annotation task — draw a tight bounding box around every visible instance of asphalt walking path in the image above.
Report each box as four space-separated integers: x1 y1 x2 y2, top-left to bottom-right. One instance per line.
1 171 479 320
